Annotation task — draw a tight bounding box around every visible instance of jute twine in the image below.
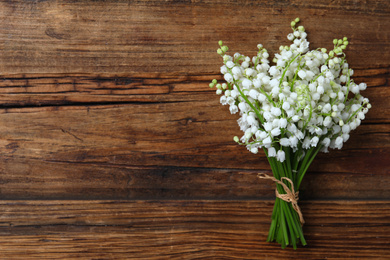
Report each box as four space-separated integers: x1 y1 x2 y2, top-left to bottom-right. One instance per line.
258 173 305 226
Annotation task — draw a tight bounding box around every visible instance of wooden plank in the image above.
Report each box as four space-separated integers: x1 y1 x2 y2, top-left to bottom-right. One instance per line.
0 101 388 199
0 157 389 200
0 71 387 122
0 200 388 259
0 0 389 75
0 103 388 170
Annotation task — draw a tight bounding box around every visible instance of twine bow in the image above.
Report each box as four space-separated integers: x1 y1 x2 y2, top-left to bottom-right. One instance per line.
258 173 305 226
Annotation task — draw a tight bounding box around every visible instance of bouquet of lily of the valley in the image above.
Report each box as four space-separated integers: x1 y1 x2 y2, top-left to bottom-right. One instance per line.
209 18 371 249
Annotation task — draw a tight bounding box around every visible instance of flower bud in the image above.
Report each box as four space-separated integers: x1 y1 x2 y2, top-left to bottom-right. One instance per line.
277 150 285 162
268 147 276 157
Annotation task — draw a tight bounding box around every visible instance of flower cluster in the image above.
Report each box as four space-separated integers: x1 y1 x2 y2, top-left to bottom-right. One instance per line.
210 18 371 162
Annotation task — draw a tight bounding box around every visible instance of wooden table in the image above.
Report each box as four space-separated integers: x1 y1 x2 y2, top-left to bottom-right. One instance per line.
0 0 389 259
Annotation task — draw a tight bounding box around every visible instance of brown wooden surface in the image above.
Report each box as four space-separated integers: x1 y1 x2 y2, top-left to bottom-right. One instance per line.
0 200 389 259
0 0 389 258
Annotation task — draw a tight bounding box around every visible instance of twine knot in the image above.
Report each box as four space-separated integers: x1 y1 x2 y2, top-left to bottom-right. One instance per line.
258 173 305 226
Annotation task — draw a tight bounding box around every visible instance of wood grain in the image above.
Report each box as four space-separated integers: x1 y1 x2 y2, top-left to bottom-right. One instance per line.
1 157 389 200
0 200 389 259
0 0 389 258
0 100 388 199
0 71 387 122
0 0 389 74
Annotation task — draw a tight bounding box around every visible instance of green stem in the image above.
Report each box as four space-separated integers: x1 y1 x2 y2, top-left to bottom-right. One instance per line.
263 155 306 249
263 143 319 249
279 53 300 88
297 144 323 189
290 56 304 91
235 80 265 125
267 198 279 242
280 201 289 246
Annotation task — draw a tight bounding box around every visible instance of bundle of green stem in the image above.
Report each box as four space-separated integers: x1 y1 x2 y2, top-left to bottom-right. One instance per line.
262 145 322 249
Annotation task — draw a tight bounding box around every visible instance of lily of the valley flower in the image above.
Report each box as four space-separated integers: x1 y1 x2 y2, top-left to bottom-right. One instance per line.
210 18 370 162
